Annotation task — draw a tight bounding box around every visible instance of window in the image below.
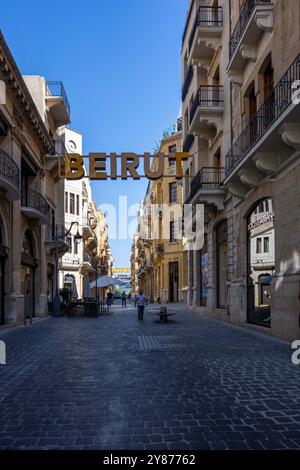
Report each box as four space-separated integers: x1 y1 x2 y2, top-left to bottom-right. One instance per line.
69 193 75 214
170 221 176 243
67 236 72 253
256 237 262 254
65 192 68 213
264 237 270 253
169 182 177 203
76 194 80 216
168 145 176 167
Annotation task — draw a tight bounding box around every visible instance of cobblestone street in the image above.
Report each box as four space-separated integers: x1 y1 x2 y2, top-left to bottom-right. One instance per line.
0 303 300 450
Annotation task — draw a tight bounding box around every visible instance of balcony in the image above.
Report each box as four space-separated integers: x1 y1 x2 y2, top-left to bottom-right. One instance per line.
21 188 49 224
188 6 223 68
189 86 224 139
186 167 225 210
82 217 97 240
228 0 273 79
225 53 300 198
0 149 20 201
182 65 194 102
79 255 96 275
45 81 70 128
59 256 81 270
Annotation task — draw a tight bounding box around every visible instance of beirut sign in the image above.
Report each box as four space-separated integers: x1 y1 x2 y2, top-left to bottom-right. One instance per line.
60 153 189 180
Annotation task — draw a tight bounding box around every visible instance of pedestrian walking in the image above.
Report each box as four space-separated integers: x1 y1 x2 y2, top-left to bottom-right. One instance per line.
106 290 113 312
136 290 146 321
121 291 127 307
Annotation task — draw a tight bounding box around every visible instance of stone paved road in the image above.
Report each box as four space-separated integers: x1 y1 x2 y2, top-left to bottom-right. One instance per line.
0 303 300 450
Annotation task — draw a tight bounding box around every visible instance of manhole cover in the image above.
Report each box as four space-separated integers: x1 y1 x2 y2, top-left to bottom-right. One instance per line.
138 335 186 351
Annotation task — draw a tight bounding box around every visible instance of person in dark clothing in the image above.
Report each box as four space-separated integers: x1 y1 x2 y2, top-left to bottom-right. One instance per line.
121 291 127 307
136 290 146 321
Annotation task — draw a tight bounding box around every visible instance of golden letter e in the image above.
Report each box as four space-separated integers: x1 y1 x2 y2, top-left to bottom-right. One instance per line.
65 154 84 180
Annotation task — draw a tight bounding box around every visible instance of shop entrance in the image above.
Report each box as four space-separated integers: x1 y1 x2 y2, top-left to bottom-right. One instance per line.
169 262 179 302
247 198 275 327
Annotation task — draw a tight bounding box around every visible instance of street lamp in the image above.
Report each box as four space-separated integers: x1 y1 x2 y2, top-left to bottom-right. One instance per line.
53 221 83 317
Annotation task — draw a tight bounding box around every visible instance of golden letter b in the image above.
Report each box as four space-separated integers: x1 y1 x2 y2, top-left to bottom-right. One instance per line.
65 154 84 180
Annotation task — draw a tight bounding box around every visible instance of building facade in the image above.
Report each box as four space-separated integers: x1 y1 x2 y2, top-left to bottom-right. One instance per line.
0 32 70 325
182 0 300 340
132 126 188 304
59 129 113 301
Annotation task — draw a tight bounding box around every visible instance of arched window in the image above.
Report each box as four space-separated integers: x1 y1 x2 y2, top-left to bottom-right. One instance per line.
247 198 274 327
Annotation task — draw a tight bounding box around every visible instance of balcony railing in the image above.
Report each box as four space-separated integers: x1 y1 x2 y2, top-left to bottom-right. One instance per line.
177 117 183 132
225 53 300 178
21 188 49 216
190 85 224 124
230 0 271 59
46 81 70 116
0 149 20 189
182 64 194 101
189 6 223 51
188 167 225 202
183 134 195 152
155 244 164 253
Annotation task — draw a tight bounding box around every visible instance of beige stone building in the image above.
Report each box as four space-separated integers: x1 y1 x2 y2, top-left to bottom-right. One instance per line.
132 125 188 303
0 32 69 325
182 0 300 340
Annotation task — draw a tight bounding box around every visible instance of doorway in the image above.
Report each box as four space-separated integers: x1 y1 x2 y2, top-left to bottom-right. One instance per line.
169 262 179 302
247 199 274 327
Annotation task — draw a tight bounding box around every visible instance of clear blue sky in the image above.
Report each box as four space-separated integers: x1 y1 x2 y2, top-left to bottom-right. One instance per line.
1 0 187 267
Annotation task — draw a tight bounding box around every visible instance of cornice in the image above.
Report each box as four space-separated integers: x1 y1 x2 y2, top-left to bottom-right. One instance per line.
0 31 53 154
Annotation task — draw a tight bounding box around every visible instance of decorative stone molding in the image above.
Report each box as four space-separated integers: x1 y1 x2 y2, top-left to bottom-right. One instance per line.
240 44 257 62
227 70 243 86
238 168 264 187
253 152 281 175
255 10 274 32
278 123 300 150
227 182 248 199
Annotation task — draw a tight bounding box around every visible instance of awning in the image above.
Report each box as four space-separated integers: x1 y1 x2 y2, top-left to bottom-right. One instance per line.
90 275 126 289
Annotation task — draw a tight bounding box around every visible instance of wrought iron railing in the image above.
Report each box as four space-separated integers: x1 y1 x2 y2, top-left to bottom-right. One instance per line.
183 133 195 152
229 0 271 59
21 188 49 216
46 81 70 116
190 85 224 124
177 117 183 132
155 244 164 253
187 167 225 203
225 53 300 177
189 6 223 51
0 149 20 189
182 64 194 101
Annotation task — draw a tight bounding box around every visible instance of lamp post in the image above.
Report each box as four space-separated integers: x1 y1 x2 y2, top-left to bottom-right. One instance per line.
53 221 83 317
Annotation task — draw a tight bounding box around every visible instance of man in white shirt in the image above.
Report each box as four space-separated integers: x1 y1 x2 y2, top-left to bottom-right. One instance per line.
136 290 146 321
